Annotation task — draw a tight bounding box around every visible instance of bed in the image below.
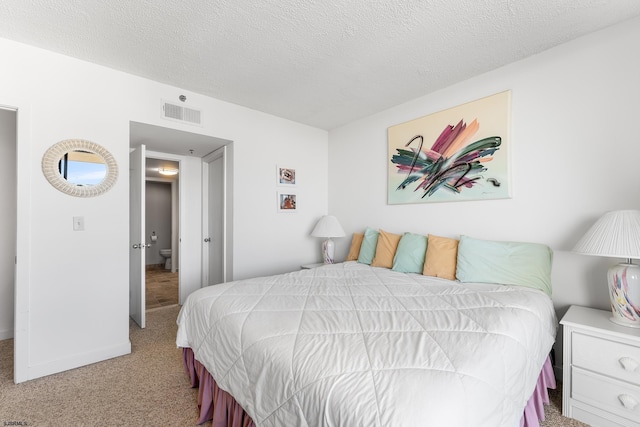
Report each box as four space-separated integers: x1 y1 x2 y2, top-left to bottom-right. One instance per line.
177 234 558 427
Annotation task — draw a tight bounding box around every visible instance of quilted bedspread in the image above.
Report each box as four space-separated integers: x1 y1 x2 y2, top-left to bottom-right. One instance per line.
176 262 557 427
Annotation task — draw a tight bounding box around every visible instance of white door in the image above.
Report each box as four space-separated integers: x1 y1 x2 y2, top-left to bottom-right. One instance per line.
129 144 146 328
10 100 31 383
202 147 225 286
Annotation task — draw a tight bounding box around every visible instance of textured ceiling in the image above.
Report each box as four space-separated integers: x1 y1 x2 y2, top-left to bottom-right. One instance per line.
1 0 640 130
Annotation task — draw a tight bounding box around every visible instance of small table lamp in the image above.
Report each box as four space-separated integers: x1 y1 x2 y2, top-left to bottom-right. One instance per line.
311 215 345 264
573 210 640 328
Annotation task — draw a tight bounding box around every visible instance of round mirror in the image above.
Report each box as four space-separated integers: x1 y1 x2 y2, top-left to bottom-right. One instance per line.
42 139 118 197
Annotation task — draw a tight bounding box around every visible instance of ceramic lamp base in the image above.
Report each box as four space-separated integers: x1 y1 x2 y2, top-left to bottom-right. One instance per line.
321 238 335 264
608 263 640 328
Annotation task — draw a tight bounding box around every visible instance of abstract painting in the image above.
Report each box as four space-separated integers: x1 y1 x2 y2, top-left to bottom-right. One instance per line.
388 91 511 204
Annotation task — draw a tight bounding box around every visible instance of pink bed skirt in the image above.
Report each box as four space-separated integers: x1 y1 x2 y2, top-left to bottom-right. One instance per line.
520 356 557 427
183 348 256 427
183 348 555 426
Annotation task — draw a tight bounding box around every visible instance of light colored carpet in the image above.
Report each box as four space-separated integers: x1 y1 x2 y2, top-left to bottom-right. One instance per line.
0 305 207 426
0 305 588 426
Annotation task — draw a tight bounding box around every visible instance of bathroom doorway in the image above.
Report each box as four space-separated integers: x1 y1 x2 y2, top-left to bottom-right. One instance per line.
145 158 179 309
130 147 184 328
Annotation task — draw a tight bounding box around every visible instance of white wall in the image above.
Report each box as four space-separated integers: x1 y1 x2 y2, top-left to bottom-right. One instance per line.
0 37 328 381
328 17 640 370
0 109 16 339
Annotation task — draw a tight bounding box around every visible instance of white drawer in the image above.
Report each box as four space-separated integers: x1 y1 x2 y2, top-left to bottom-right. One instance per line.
573 332 640 385
572 367 640 423
571 402 640 427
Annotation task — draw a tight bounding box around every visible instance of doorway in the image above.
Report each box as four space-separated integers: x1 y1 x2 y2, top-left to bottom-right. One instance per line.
145 158 179 309
129 121 232 328
129 146 184 328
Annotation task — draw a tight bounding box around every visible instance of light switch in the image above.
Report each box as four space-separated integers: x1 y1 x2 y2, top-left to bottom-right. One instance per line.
73 216 85 231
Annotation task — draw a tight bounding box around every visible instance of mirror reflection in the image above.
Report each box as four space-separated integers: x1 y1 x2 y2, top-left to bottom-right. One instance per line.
42 138 118 198
59 150 107 186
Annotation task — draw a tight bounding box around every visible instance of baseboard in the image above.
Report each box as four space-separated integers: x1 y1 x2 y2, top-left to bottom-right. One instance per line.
0 327 13 340
18 340 131 383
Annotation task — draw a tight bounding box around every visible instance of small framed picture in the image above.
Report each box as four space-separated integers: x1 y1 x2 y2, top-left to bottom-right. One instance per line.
277 166 296 186
277 192 297 212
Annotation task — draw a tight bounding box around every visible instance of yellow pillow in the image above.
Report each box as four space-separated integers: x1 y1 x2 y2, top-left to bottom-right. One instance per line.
371 229 402 269
346 232 364 261
423 234 459 280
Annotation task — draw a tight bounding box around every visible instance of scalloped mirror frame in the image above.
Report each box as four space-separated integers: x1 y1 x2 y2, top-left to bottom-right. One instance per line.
42 139 118 197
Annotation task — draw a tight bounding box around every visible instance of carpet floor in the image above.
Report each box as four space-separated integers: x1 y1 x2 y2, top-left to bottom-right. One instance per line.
0 305 588 426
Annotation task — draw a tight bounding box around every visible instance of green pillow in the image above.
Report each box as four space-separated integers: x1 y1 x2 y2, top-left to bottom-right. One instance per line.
392 233 427 274
357 227 379 265
456 235 553 296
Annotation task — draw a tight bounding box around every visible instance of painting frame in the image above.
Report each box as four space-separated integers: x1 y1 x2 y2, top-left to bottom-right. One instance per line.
277 192 297 213
387 90 511 205
277 166 296 187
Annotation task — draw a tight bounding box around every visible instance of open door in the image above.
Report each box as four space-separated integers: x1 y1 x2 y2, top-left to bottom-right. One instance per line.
129 144 146 328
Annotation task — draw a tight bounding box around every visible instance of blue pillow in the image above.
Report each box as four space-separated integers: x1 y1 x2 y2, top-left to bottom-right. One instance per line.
392 233 427 274
357 227 379 265
456 235 553 296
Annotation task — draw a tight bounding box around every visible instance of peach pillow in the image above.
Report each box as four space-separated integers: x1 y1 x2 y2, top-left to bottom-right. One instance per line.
423 234 459 280
371 229 402 269
346 232 365 261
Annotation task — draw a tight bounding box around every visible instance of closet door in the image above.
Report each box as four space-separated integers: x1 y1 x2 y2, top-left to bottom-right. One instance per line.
202 146 226 286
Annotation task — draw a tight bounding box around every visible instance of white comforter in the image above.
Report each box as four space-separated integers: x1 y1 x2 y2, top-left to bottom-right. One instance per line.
176 262 557 427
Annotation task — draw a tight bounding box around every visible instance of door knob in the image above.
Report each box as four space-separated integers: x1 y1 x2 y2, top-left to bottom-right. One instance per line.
204 237 211 243
132 243 151 249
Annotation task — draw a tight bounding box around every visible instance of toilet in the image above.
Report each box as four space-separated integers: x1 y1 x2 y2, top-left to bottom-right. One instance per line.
159 248 172 270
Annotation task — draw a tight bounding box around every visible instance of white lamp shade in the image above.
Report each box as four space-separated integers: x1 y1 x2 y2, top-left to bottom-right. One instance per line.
573 210 640 259
311 215 345 238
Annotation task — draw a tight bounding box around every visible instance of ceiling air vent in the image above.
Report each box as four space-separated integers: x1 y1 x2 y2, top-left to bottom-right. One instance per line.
161 100 203 126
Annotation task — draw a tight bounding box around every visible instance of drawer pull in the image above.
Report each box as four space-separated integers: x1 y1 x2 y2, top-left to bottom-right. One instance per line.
618 394 638 410
619 357 640 372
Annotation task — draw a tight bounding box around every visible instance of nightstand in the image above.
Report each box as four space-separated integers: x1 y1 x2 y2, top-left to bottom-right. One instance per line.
301 262 325 269
561 305 640 426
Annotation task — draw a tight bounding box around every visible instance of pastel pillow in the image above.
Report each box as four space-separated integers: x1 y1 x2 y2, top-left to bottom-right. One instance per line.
346 232 364 261
357 227 379 265
456 235 553 296
423 234 459 280
392 233 428 274
371 229 402 269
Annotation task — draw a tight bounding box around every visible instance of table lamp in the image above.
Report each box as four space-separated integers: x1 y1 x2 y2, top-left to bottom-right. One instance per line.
311 215 345 264
573 210 640 328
